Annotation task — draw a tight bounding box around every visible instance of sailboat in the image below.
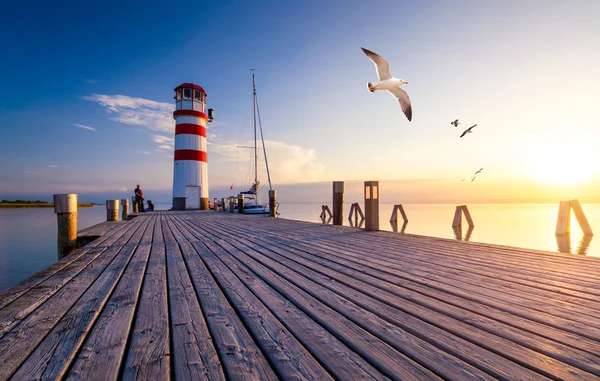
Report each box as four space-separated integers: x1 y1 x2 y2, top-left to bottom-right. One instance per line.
231 72 272 215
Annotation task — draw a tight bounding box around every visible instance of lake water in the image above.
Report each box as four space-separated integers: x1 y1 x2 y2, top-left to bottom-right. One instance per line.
1 203 598 291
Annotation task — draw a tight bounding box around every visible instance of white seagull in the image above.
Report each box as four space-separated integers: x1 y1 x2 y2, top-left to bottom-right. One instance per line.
361 47 412 122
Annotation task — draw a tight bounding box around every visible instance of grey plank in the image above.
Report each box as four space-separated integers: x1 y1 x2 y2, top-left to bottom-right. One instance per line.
122 244 170 380
66 245 151 380
164 240 225 381
178 239 279 381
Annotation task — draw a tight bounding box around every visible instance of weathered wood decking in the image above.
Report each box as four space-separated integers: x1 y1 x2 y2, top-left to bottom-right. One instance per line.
1 211 600 380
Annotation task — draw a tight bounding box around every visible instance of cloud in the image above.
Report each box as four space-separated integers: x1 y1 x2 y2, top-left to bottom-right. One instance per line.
211 139 325 184
49 164 58 168
137 150 150 154
73 123 96 131
83 94 174 133
118 186 127 192
153 134 174 150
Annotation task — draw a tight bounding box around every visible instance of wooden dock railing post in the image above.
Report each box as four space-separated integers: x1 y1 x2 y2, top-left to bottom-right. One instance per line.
132 196 139 213
53 194 77 259
106 200 120 221
213 197 218 211
221 198 226 212
333 181 344 225
229 197 235 213
238 193 244 214
390 204 408 223
269 190 277 217
556 199 593 236
121 198 129 221
452 205 474 228
364 181 379 231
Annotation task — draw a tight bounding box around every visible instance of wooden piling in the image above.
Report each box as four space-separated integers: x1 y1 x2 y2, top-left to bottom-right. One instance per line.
213 198 218 211
229 197 235 213
200 197 209 211
461 205 475 227
121 199 129 221
269 190 277 217
238 194 244 214
106 200 120 221
221 198 226 212
555 201 571 235
390 204 408 223
53 194 77 259
132 196 139 213
332 181 344 226
452 206 462 227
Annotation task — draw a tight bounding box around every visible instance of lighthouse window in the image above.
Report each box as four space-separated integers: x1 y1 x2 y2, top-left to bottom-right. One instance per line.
183 88 192 99
194 89 201 101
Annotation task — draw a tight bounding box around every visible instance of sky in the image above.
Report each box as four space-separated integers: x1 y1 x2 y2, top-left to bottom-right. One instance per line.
1 0 600 204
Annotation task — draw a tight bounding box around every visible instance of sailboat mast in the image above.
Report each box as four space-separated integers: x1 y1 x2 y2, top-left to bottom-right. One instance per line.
252 72 258 195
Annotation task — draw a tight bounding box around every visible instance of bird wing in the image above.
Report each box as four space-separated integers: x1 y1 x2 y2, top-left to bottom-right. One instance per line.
361 47 392 81
460 129 468 138
388 86 412 121
468 124 477 131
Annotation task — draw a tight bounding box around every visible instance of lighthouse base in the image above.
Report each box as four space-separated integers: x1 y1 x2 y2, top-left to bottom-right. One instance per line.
172 197 186 211
200 197 209 210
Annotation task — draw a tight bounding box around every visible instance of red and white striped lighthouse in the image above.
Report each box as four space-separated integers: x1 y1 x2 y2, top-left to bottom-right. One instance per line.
172 83 210 210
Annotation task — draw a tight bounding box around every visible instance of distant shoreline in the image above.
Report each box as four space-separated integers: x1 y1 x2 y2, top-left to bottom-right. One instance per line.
0 203 97 208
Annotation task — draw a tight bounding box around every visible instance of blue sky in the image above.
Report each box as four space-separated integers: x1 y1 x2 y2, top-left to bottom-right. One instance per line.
1 1 600 203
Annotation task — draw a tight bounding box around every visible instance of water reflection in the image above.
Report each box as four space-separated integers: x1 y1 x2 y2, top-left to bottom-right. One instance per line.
390 220 408 233
452 225 475 241
320 215 332 224
348 216 365 228
556 234 593 255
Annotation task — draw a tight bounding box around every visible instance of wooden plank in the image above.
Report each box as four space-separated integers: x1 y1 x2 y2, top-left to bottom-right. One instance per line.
164 239 225 380
193 239 334 381
77 220 126 237
461 205 474 227
66 245 151 380
10 244 138 380
570 199 594 235
179 239 278 381
555 201 571 235
122 243 170 380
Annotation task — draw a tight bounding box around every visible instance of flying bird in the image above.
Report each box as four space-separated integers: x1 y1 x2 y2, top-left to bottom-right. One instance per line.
475 168 484 175
471 176 477 182
451 119 460 127
361 47 412 122
460 124 477 138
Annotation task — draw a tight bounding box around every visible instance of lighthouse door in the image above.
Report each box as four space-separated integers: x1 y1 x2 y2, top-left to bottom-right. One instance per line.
185 186 201 209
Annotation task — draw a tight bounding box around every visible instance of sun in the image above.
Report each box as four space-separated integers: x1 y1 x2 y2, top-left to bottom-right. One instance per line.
521 132 595 186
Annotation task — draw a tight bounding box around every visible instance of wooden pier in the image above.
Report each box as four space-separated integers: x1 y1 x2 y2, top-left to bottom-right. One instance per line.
1 211 600 380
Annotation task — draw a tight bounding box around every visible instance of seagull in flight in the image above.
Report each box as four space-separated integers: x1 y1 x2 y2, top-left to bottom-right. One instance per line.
471 176 477 182
475 168 484 175
361 47 412 122
451 119 460 127
460 124 477 138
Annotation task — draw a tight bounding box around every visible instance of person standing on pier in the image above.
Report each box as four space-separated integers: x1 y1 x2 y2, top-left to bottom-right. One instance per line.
134 184 144 213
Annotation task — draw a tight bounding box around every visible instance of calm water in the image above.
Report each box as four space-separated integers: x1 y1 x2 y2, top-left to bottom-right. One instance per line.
1 203 598 291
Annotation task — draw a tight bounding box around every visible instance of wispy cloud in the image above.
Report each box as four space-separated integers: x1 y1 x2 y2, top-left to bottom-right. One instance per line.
118 186 127 192
153 134 174 150
137 150 150 154
83 94 174 133
211 140 325 183
49 164 59 168
73 123 96 131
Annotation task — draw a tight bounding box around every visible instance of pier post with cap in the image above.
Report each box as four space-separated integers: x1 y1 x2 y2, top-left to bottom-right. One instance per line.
364 181 379 231
333 181 344 226
121 199 129 221
53 194 77 259
106 200 120 221
269 190 277 217
238 193 245 214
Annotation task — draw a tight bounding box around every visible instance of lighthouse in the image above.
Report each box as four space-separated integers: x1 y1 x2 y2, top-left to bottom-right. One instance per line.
172 83 210 210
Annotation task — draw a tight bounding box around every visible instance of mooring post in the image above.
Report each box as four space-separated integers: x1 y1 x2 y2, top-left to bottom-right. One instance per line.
53 194 77 259
132 195 139 213
106 200 120 221
121 198 129 221
213 197 218 211
332 181 344 226
221 198 226 212
364 181 379 231
555 201 571 235
269 190 277 217
229 197 235 213
238 193 244 214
